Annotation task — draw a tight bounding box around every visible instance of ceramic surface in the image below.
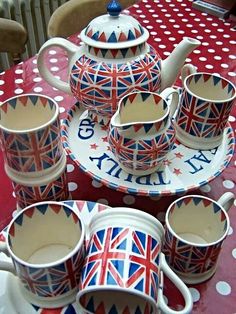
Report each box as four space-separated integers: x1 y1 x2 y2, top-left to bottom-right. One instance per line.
61 98 235 196
0 200 110 313
37 1 200 121
0 94 63 175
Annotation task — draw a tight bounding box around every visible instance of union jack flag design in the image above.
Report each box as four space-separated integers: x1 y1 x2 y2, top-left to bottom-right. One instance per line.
176 74 234 139
12 170 68 208
70 47 161 118
79 227 160 313
163 197 228 275
108 124 175 172
16 249 84 297
8 203 85 298
163 227 223 274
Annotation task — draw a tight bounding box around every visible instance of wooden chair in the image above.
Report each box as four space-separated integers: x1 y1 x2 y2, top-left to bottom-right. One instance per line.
0 18 28 68
47 0 137 38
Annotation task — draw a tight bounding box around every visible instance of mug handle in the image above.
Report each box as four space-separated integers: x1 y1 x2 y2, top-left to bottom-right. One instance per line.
181 63 197 83
0 242 16 274
160 87 180 118
37 37 78 94
158 253 193 314
217 192 235 212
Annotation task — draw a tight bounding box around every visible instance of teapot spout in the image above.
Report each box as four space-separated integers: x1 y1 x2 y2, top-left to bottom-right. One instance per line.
161 37 201 91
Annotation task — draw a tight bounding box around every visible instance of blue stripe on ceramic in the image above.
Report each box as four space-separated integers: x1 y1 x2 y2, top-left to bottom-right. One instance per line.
213 203 221 213
192 197 203 206
8 98 17 109
194 74 202 83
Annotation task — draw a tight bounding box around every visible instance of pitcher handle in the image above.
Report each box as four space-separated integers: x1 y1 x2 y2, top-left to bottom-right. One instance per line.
160 87 180 118
217 192 235 212
37 37 78 94
0 241 16 274
158 253 193 314
181 63 197 83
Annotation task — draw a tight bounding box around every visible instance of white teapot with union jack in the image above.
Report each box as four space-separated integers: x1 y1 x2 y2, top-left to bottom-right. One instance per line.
37 0 200 125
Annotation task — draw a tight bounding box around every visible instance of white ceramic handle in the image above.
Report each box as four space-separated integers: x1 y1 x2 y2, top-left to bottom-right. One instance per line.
0 242 16 274
181 63 197 83
158 253 193 314
217 192 235 212
160 87 180 118
37 37 78 94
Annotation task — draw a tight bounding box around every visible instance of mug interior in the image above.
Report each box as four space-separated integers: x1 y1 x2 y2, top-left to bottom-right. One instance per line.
78 289 155 313
0 94 58 131
8 202 83 265
167 196 229 245
185 73 235 102
119 92 168 124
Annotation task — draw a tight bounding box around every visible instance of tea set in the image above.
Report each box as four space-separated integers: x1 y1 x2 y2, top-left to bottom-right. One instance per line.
0 0 236 313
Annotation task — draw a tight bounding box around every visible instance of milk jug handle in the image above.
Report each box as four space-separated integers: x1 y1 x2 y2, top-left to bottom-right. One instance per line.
0 241 16 274
217 192 235 212
181 63 197 83
158 253 193 314
160 87 180 118
37 37 78 95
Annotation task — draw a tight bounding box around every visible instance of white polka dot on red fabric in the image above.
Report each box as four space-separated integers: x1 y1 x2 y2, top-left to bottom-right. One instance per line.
67 164 75 173
33 68 39 73
232 248 236 259
51 66 59 72
189 288 200 302
34 87 43 93
33 77 42 82
199 184 211 193
228 226 233 236
97 198 109 205
0 80 4 85
228 72 236 77
68 182 78 191
54 95 64 102
223 180 235 189
0 91 4 96
14 88 23 94
59 107 65 113
123 195 135 205
15 79 23 84
216 281 231 296
92 179 103 188
229 116 236 122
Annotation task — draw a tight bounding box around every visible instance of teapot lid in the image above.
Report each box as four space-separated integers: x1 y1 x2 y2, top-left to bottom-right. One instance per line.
80 0 149 49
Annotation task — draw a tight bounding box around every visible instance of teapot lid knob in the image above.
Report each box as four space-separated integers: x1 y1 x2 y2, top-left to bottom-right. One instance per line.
107 0 122 17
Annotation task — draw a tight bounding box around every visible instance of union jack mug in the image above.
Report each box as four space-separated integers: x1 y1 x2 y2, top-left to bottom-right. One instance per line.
0 94 64 176
77 207 193 314
174 65 236 150
0 201 85 308
163 192 234 284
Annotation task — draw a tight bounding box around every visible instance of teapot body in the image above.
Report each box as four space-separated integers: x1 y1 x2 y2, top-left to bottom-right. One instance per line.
70 43 162 122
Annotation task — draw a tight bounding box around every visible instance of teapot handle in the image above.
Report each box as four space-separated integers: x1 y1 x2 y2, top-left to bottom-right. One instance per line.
181 63 197 83
37 37 78 94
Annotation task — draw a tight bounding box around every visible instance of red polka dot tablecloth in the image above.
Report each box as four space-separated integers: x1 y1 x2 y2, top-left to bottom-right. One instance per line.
0 0 235 313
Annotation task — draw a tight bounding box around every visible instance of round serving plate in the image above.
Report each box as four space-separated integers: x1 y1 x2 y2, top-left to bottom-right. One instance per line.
61 101 235 197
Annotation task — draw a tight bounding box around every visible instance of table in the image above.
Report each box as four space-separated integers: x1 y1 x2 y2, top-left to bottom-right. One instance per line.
0 0 235 313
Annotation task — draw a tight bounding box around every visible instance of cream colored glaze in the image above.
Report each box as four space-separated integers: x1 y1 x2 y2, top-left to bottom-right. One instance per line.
120 99 165 124
178 233 208 244
27 244 73 264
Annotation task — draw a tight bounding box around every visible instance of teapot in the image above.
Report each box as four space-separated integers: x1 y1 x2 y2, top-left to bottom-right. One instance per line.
108 87 179 175
37 0 200 125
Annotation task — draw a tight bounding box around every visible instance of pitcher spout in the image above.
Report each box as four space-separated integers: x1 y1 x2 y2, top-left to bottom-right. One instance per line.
161 37 201 91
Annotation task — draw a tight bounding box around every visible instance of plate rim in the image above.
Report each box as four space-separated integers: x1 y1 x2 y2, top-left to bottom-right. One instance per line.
61 103 235 197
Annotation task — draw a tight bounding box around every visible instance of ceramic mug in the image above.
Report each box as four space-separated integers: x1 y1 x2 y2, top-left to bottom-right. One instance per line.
77 207 193 314
0 94 64 176
0 201 85 308
174 64 236 149
5 153 69 210
163 192 234 284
